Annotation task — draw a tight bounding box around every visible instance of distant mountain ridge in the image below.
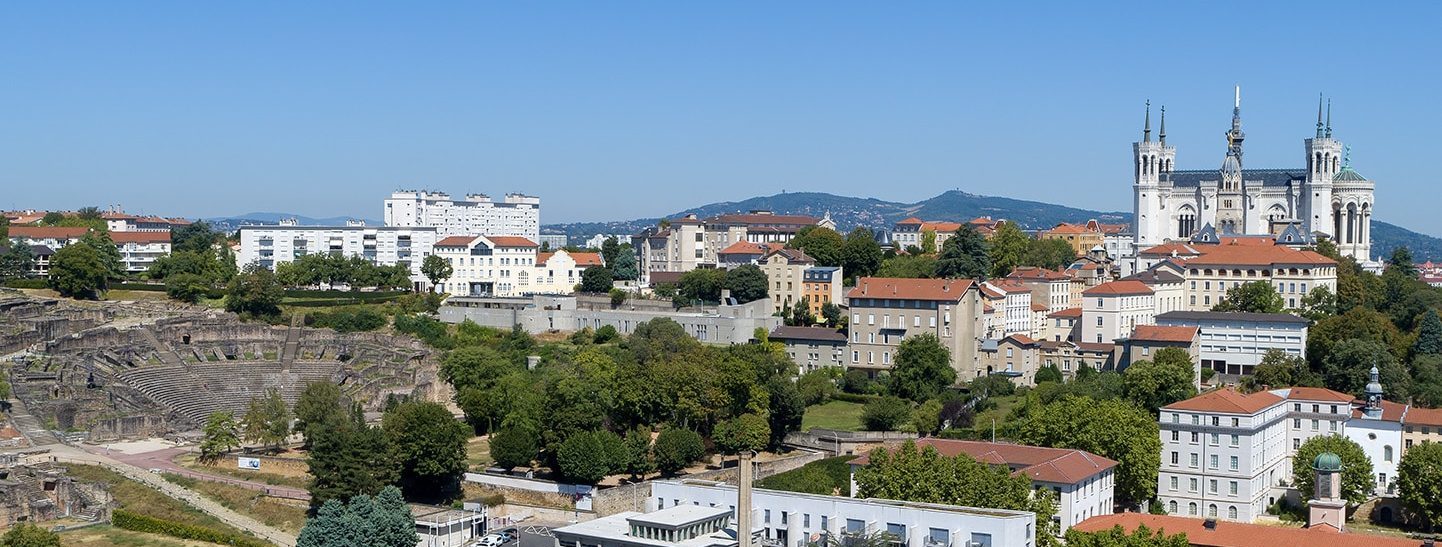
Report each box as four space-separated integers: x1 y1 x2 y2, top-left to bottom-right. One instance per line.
544 190 1442 261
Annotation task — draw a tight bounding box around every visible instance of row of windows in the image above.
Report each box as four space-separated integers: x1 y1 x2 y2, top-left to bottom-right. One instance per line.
1166 501 1239 520
1168 451 1240 471
1168 476 1240 496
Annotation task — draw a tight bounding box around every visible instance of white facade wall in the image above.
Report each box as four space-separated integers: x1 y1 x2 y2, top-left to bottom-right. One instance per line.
117 241 171 272
650 481 1035 547
1081 293 1154 344
1044 469 1115 533
1344 420 1403 496
1154 313 1308 376
384 191 540 240
236 226 438 285
1157 405 1289 523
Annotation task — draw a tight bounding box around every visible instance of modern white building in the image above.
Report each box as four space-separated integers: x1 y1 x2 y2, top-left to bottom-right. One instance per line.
1154 311 1309 377
847 439 1116 535
235 221 439 289
384 190 541 241
650 479 1036 547
1080 280 1154 344
111 231 172 273
1157 386 1357 523
431 235 540 296
539 233 570 250
7 226 86 250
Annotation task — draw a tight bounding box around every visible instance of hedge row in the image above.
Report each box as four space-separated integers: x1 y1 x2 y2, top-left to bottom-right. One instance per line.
281 289 408 300
285 295 406 307
112 509 268 547
2 278 48 289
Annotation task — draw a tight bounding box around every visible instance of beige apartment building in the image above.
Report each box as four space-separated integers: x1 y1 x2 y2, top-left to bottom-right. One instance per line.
635 211 832 281
845 277 985 378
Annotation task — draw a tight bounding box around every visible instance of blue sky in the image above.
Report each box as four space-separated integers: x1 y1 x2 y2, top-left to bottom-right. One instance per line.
4 2 1441 233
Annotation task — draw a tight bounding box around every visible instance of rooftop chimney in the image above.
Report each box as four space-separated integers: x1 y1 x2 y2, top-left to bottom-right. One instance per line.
1203 518 1217 531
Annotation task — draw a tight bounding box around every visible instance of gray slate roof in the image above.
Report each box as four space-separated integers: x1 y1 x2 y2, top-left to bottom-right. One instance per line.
769 326 847 343
1166 168 1305 188
1155 310 1309 325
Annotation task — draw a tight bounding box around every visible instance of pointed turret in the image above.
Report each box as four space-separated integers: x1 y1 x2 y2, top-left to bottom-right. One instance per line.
1143 100 1152 142
1316 94 1325 139
1159 106 1167 146
1325 99 1333 138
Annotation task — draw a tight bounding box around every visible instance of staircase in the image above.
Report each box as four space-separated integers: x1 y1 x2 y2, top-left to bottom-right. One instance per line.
280 314 303 370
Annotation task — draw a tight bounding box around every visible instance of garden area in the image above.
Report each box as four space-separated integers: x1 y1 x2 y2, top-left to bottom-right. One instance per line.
62 464 266 547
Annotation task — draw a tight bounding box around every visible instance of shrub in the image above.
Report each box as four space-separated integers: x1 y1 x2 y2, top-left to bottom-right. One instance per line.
112 509 267 547
594 324 619 343
309 308 388 333
796 369 837 406
861 397 912 431
755 456 855 495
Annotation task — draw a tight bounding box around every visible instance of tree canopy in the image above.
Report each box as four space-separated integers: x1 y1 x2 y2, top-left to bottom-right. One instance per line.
887 333 955 402
1398 441 1442 531
47 241 110 299
1291 434 1373 506
1015 395 1160 506
297 485 418 547
382 401 470 503
787 226 844 267
1211 280 1285 313
934 226 990 279
1122 348 1197 413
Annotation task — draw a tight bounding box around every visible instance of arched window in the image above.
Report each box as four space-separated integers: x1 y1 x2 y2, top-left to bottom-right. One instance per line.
1168 501 1178 514
1188 502 1198 515
1208 504 1218 517
1228 506 1238 520
1385 445 1394 462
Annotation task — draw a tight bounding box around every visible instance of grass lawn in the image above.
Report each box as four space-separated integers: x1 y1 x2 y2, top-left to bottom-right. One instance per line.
62 464 257 540
175 453 312 490
802 401 865 431
59 525 217 546
970 393 1024 437
103 290 169 301
163 474 309 535
467 436 493 470
755 456 855 496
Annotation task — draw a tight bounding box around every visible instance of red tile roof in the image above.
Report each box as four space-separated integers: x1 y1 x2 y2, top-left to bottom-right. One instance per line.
435 236 476 247
1279 387 1355 403
1046 222 1093 234
1007 266 1071 281
1139 242 1204 257
718 241 782 255
1031 303 1049 312
850 439 1117 486
1048 307 1082 319
1351 399 1408 423
1071 513 1423 547
1164 387 1282 414
8 226 89 239
1082 280 1154 296
847 277 975 302
109 231 172 244
1404 406 1442 427
1130 325 1199 344
537 251 603 267
1183 244 1335 267
894 217 963 232
486 236 538 248
1003 334 1037 346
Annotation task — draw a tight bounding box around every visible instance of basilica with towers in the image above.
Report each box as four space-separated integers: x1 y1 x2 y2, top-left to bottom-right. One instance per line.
1131 88 1375 263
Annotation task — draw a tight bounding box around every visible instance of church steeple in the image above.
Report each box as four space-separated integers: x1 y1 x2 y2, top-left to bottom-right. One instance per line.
1226 85 1245 161
1316 94 1326 139
1159 106 1167 146
1143 100 1152 143
1325 99 1333 139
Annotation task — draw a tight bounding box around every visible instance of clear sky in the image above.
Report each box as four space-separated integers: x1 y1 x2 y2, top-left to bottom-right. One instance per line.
4 2 1441 233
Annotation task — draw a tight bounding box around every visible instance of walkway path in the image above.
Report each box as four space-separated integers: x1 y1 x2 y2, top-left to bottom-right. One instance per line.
280 314 303 369
48 445 297 547
137 326 185 366
7 397 59 446
82 445 310 500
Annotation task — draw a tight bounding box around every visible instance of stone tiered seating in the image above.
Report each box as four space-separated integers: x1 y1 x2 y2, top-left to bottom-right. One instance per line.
118 361 343 426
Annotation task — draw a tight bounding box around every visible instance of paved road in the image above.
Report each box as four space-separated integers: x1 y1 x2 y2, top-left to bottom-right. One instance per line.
82 445 310 500
517 525 556 547
48 445 297 546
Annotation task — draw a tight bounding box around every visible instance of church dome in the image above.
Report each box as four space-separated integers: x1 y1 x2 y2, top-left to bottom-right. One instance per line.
1313 452 1343 472
1334 166 1368 182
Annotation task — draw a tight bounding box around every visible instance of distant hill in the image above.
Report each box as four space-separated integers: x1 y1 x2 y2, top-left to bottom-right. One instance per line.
544 190 1442 261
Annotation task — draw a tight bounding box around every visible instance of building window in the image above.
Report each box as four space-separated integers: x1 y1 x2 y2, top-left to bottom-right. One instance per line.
1170 476 1178 491
1385 446 1394 462
1229 481 1238 495
1229 456 1238 471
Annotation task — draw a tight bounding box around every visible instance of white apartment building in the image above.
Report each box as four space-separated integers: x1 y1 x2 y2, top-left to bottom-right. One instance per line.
636 212 830 280
650 479 1036 547
769 326 847 372
1005 267 1072 313
1154 311 1309 377
848 439 1116 535
383 190 540 240
111 231 172 273
983 280 1033 336
236 222 439 289
100 211 191 233
7 226 86 250
1157 386 1358 523
432 235 540 296
1080 280 1154 344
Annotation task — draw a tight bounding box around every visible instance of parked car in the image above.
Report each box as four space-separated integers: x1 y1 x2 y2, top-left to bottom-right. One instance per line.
478 534 507 547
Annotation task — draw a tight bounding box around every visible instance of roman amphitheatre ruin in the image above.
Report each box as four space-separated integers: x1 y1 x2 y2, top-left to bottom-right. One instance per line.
1 291 446 445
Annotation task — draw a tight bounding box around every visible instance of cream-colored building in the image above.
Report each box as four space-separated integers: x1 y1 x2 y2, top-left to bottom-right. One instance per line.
635 212 832 281
1081 280 1155 344
1134 240 1337 311
758 248 817 315
845 277 985 378
432 235 541 296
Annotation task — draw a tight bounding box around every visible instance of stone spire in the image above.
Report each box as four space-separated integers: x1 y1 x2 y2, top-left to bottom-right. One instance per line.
1226 85 1245 161
1325 99 1333 139
1316 94 1326 139
1159 106 1167 146
1143 100 1152 143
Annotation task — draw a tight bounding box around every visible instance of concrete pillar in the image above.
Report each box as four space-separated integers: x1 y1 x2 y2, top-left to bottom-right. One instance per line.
738 452 754 547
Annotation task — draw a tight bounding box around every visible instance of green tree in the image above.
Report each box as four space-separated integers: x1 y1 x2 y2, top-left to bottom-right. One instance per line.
1022 238 1079 270
1063 524 1188 547
842 228 883 279
600 237 621 269
39 212 64 225
1307 307 1407 370
164 272 210 303
0 521 61 547
1292 434 1373 506
297 485 418 547
306 409 398 510
920 229 937 254
556 429 626 484
1015 395 1160 506
609 287 629 307
579 265 614 293
1297 285 1338 322
877 254 937 278
1414 355 1442 408
80 230 123 279
1241 349 1322 392
854 441 1060 545
293 382 345 444
787 226 844 267
1415 309 1442 356
934 226 990 279
621 427 655 479
767 377 805 448
888 333 955 402
714 413 771 454
1389 246 1418 277
420 254 453 292
1035 364 1063 384
796 369 837 406
0 241 36 280
382 401 470 503
821 302 843 327
987 222 1031 278
653 427 705 476
594 324 620 343
1211 280 1285 313
788 297 815 326
1398 441 1442 531
911 399 943 436
225 263 283 317
724 264 769 303
1323 339 1409 400
490 423 539 469
47 242 110 299
861 396 912 431
241 388 292 450
676 268 727 305
198 411 240 463
1122 348 1197 413
612 245 639 281
171 221 222 255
